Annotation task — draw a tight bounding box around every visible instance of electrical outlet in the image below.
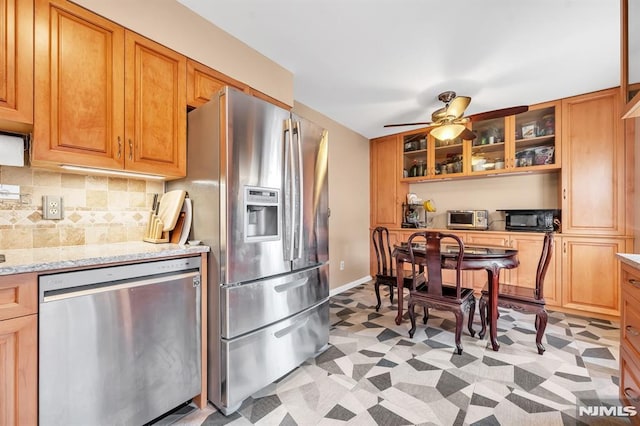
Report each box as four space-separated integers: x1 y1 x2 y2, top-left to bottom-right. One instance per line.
43 195 63 220
339 260 345 271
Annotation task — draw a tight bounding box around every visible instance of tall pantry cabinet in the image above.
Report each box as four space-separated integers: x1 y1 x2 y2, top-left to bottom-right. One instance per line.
370 134 408 227
561 88 633 316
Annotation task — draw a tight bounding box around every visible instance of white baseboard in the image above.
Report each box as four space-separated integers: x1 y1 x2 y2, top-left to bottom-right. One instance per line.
329 275 372 297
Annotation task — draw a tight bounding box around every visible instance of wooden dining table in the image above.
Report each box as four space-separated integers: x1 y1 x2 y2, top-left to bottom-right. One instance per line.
392 242 519 351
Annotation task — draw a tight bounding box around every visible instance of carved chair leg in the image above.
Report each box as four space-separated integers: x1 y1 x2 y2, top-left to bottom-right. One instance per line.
374 280 382 311
408 300 417 338
423 307 428 324
453 310 464 355
389 284 394 304
478 296 487 339
467 298 476 338
535 309 548 355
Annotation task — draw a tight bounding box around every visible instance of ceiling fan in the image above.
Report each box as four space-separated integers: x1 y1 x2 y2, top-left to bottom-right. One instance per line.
384 91 529 141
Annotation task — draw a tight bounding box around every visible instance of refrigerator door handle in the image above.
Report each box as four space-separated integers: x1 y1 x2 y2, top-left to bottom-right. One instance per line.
274 316 310 338
283 118 295 261
293 121 304 260
274 277 309 293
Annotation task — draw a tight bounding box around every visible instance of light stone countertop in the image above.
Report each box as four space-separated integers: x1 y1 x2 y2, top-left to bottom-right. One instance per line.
617 253 640 270
0 241 209 276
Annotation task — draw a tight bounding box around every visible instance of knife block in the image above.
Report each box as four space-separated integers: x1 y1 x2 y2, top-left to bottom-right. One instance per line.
143 212 169 243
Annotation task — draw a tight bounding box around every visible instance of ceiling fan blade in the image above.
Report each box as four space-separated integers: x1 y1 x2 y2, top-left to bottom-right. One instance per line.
446 96 471 118
431 107 447 122
467 105 529 122
460 128 477 140
383 121 433 128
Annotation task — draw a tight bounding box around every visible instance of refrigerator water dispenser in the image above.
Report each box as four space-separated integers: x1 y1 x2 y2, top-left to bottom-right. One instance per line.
244 186 280 242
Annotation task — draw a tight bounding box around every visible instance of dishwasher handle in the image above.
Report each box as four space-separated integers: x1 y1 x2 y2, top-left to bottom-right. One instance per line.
42 271 200 303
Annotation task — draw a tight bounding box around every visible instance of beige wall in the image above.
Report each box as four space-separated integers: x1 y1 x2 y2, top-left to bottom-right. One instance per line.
410 173 560 230
71 0 294 105
293 102 371 289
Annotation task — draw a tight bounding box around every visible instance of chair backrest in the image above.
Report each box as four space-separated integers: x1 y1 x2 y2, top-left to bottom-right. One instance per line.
407 231 465 299
535 232 554 300
372 226 394 277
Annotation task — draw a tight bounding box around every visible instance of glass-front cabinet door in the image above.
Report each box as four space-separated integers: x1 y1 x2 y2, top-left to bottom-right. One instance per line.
401 130 429 180
401 129 466 180
470 100 560 174
469 117 508 175
433 134 465 178
511 101 560 171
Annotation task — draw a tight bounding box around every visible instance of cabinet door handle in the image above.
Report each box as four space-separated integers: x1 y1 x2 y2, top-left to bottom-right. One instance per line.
626 325 640 336
563 242 567 254
129 139 133 160
563 188 567 200
624 387 640 402
628 279 640 289
117 137 122 159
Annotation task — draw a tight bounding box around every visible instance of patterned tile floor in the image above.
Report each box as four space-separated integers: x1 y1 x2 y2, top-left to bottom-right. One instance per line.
161 283 628 425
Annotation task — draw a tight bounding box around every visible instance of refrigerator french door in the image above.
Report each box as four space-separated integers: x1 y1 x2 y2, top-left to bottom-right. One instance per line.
169 87 329 415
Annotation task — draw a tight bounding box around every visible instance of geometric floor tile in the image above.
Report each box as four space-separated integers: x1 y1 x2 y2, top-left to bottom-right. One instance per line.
161 282 625 426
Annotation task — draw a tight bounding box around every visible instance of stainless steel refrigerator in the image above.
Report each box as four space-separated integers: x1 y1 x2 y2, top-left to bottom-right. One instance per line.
169 87 329 415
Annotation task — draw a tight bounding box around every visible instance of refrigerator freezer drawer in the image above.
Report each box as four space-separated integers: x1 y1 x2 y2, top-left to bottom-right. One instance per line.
221 263 328 339
221 300 329 409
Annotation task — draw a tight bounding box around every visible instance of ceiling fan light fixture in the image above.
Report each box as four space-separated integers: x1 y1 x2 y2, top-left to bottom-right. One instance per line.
430 123 466 141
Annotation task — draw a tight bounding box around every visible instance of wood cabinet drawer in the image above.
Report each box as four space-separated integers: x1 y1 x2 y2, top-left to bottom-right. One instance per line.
0 273 37 321
620 347 640 418
622 292 640 359
623 263 640 299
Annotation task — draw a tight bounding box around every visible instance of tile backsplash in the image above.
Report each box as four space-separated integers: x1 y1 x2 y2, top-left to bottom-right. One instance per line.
0 166 164 249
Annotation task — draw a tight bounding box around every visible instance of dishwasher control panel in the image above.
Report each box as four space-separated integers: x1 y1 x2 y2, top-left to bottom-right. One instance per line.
39 257 201 302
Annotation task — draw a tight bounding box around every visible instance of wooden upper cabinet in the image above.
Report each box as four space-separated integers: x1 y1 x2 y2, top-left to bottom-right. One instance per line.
33 0 125 170
0 0 33 133
561 88 625 235
187 59 247 108
33 0 187 179
124 31 186 177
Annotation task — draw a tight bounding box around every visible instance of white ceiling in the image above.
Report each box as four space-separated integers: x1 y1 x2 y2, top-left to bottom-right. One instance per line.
177 0 620 139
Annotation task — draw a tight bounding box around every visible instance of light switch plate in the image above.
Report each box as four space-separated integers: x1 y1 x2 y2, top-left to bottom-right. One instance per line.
43 195 63 220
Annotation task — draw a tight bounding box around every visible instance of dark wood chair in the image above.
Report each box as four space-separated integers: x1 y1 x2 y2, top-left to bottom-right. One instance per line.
406 231 476 355
478 232 553 355
372 226 426 311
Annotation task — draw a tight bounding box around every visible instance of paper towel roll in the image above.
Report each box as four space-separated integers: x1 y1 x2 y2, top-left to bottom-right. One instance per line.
0 134 25 167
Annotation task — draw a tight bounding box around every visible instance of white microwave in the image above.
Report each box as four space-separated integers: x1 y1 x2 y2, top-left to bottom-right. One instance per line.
447 210 489 230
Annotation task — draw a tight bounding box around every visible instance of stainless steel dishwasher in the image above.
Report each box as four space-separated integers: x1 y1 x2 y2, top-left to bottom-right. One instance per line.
39 257 202 426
